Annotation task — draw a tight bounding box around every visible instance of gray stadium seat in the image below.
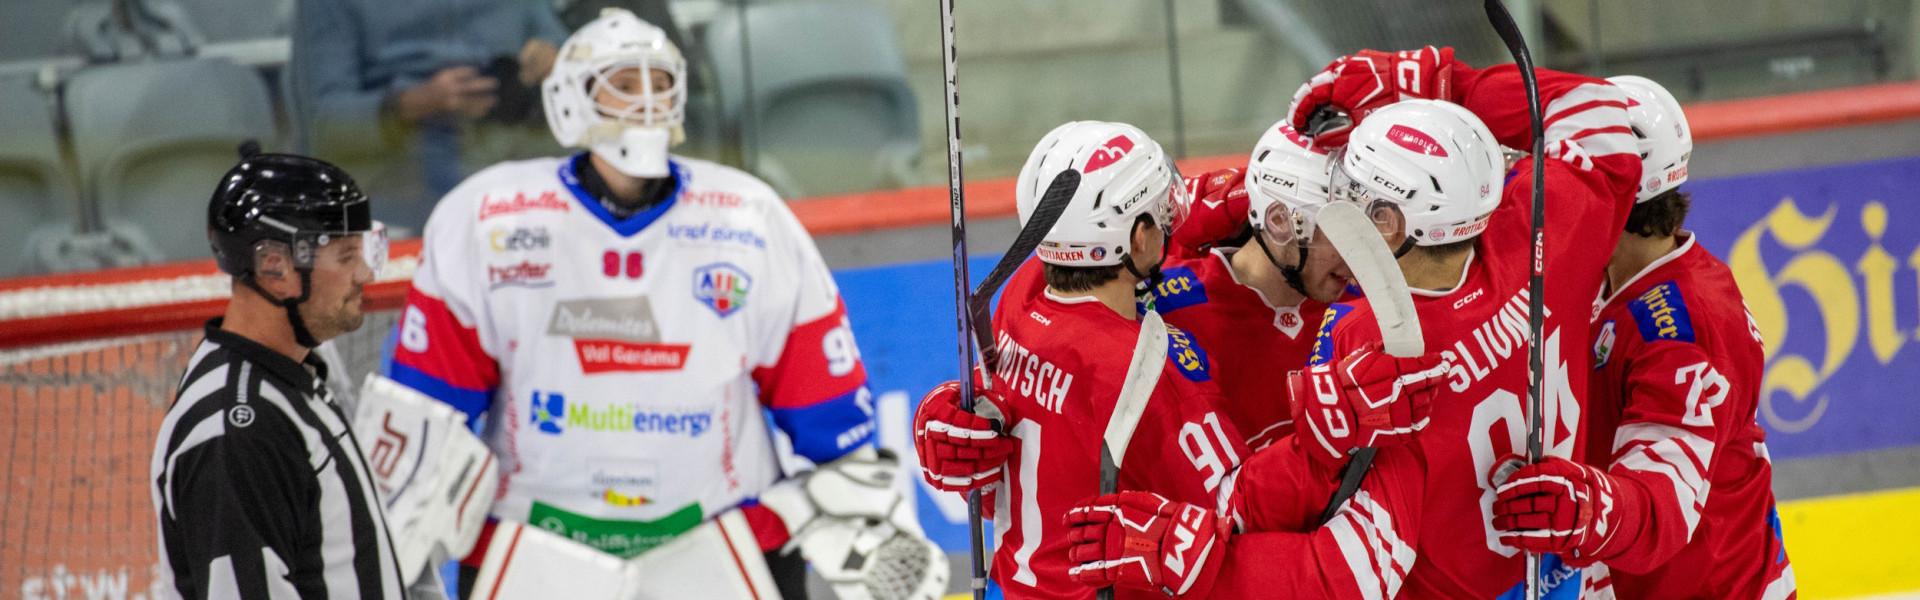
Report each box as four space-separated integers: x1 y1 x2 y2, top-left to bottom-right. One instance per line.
0 74 81 277
705 1 921 197
64 57 275 263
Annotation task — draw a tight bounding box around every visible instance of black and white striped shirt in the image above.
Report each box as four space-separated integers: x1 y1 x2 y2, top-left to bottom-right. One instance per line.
151 320 405 600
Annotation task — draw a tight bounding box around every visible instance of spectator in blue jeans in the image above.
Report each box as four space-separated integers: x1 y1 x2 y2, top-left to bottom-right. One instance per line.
291 0 569 232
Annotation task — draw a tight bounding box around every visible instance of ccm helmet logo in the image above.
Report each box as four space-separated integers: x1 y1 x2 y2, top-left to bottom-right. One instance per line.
1385 124 1449 157
1258 171 1297 190
1371 174 1412 199
1084 135 1135 174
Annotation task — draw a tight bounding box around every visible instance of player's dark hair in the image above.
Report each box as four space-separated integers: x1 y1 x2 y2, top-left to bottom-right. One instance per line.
1043 263 1124 293
1623 189 1692 238
1042 215 1156 293
1409 237 1475 262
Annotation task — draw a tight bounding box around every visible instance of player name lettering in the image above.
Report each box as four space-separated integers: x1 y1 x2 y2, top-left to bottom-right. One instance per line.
993 331 1075 414
1440 288 1554 391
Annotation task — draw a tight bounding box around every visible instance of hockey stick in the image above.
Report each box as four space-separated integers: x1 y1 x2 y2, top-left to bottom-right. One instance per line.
1313 201 1426 526
969 171 1079 374
1482 1 1549 598
934 1 991 595
1097 310 1170 600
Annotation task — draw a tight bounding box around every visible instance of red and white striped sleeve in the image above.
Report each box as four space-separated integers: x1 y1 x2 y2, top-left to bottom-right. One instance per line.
1595 336 1727 572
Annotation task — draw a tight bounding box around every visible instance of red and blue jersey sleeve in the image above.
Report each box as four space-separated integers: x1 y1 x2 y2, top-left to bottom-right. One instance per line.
752 297 875 464
389 269 499 430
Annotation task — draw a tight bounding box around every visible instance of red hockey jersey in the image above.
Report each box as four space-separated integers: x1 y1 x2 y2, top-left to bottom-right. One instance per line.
987 259 1249 600
1150 250 1330 450
1583 234 1796 599
1214 66 1642 600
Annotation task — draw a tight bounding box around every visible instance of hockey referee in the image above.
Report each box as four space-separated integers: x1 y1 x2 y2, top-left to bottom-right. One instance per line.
150 146 406 600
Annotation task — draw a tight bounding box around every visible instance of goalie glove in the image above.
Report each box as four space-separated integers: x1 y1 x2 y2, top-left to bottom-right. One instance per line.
914 379 1013 492
1492 455 1649 564
1290 343 1447 466
759 447 948 600
1288 46 1467 147
1065 492 1230 598
352 374 497 583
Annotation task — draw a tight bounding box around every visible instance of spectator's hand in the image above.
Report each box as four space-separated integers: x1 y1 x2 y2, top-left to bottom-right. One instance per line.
395 66 499 122
519 39 560 86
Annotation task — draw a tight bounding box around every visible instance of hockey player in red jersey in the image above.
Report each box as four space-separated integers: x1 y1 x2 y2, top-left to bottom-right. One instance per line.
1492 75 1797 600
917 120 1248 599
1150 122 1371 450
1062 49 1644 600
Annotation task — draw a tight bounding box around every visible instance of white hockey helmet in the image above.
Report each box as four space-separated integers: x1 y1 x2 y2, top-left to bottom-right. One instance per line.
543 8 687 178
1608 75 1692 203
1245 121 1334 245
1333 99 1504 246
1016 121 1188 268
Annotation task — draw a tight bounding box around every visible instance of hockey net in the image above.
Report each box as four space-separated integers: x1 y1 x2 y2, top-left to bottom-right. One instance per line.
0 240 423 600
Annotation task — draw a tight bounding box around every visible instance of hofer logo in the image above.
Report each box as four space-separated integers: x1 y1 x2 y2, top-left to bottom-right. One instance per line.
1386 124 1448 157
479 191 570 221
489 261 553 289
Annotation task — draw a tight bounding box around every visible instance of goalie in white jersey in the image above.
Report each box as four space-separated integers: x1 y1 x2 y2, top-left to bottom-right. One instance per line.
388 9 937 600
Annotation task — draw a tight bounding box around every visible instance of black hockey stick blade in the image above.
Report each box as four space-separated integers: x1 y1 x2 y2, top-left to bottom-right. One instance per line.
968 168 1081 372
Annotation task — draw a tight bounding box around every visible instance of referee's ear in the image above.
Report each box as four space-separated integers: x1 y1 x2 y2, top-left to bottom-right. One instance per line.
246 245 301 302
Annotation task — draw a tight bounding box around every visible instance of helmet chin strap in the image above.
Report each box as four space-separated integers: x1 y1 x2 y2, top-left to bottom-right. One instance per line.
243 270 321 348
591 126 674 178
1123 233 1173 294
1253 232 1311 296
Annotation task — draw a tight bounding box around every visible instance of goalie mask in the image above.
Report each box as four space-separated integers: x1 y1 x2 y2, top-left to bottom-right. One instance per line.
1333 99 1504 248
209 144 387 348
1016 121 1188 278
544 8 687 178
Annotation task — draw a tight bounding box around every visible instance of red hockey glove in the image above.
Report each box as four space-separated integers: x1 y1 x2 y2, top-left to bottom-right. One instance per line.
1290 342 1447 466
1492 455 1647 563
913 380 1014 493
1288 46 1465 148
1066 492 1230 598
1170 168 1251 260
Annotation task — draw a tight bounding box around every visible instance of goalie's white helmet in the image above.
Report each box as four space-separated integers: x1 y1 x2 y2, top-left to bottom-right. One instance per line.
1608 75 1692 203
1334 99 1504 246
1245 121 1334 245
1016 121 1188 268
543 8 687 177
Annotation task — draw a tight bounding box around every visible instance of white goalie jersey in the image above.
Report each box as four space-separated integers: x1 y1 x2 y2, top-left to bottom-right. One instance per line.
390 154 875 558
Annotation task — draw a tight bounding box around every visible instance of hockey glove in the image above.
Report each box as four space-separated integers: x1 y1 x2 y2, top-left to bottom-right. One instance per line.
1066 492 1230 598
1288 46 1466 148
1492 455 1648 564
1170 168 1251 260
1290 342 1447 466
913 380 1013 493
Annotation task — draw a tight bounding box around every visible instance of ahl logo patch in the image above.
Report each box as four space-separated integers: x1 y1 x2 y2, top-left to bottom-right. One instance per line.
1593 320 1617 370
1167 326 1211 382
693 263 752 317
1628 281 1695 343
